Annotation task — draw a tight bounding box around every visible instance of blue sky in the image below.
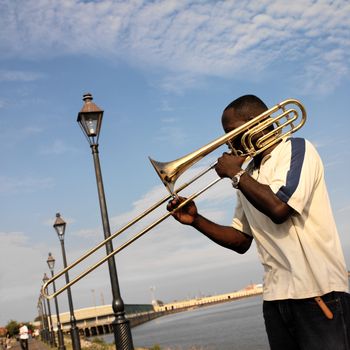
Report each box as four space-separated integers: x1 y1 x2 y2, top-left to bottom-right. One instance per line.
0 0 349 325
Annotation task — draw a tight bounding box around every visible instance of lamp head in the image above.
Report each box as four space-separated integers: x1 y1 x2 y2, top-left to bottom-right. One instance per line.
42 272 49 283
53 212 66 241
46 252 55 271
77 93 104 145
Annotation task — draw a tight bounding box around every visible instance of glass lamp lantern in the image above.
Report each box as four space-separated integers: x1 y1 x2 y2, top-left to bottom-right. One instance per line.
42 273 49 284
53 213 66 241
77 93 104 145
47 252 55 272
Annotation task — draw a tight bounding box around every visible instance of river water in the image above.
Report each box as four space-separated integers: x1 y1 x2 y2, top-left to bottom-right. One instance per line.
99 296 270 349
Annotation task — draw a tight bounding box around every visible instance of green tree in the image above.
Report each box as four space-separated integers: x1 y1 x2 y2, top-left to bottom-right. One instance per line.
5 320 19 337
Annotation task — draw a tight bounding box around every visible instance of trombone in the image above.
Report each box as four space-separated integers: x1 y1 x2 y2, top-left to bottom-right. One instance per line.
41 98 306 300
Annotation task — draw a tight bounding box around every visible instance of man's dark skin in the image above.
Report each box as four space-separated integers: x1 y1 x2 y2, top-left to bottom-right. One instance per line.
167 107 294 254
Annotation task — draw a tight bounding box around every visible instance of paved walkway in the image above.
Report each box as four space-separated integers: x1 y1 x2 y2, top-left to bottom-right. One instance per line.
8 339 50 350
8 338 147 350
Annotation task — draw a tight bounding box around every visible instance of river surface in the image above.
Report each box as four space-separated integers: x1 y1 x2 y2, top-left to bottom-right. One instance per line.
99 296 270 349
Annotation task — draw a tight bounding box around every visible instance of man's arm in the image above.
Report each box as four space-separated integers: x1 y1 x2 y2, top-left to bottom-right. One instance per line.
237 173 293 224
215 153 293 224
167 197 252 254
192 214 253 254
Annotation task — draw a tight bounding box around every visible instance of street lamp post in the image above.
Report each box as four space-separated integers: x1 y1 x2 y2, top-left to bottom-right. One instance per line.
53 213 81 350
77 93 134 350
47 253 66 350
43 273 57 347
37 297 48 343
37 300 43 341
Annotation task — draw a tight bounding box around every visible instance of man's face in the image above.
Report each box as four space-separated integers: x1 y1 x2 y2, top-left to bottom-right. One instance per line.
222 108 248 155
222 107 272 156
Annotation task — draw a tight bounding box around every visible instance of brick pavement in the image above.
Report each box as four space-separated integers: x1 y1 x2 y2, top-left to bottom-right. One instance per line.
8 339 50 350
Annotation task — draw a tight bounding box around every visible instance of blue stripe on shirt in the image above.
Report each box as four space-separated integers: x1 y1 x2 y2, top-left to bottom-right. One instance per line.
276 138 305 203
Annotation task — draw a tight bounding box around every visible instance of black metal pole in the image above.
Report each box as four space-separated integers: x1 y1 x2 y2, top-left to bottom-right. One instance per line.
51 270 66 350
59 239 81 350
45 290 57 347
90 143 134 350
37 304 43 341
38 301 48 343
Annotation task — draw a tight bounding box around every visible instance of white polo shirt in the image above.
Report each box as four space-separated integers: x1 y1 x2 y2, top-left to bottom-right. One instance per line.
19 325 29 340
232 137 348 300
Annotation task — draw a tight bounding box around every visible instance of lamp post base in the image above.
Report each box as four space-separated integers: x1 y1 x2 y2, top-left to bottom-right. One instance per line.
70 326 81 350
51 330 57 347
113 318 134 350
57 329 66 350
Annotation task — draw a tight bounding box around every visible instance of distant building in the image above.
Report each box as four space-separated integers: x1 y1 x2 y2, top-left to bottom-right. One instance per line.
50 303 153 329
152 300 164 307
153 284 263 312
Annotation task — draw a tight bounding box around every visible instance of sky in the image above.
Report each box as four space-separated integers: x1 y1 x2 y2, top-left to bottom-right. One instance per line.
0 0 350 326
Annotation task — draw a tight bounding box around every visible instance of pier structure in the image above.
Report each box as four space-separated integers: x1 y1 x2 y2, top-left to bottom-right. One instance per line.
152 283 263 312
38 284 263 337
48 304 155 337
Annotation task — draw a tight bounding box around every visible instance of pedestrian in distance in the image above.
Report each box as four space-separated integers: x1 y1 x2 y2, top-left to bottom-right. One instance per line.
18 324 28 350
167 95 350 350
5 333 11 350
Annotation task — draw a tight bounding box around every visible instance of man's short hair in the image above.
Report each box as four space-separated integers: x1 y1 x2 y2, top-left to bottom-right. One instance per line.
224 95 268 120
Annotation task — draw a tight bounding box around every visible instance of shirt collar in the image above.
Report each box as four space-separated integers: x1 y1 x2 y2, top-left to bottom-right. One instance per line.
247 137 289 171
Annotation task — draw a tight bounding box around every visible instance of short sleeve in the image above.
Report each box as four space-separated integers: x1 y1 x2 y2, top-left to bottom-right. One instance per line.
232 193 253 236
269 138 322 214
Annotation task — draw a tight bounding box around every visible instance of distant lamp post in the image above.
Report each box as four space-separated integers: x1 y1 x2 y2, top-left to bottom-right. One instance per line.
43 273 56 347
53 213 81 350
37 296 48 343
77 93 134 350
36 299 43 341
47 253 66 350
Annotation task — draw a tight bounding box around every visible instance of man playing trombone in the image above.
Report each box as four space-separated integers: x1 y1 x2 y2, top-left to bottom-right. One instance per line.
167 95 350 350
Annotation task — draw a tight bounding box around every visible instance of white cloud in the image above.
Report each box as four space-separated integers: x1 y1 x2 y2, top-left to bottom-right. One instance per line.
73 228 101 239
0 98 6 108
2 125 44 148
338 205 350 214
22 126 43 135
0 232 48 323
0 176 55 194
158 73 204 94
0 0 349 94
158 101 174 112
153 122 188 147
39 139 79 155
0 231 101 324
0 70 44 82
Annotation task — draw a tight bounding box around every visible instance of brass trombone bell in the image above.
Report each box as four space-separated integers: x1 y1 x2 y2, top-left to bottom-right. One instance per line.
41 98 306 300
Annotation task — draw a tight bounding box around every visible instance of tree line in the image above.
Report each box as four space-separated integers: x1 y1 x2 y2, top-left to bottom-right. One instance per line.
1 321 34 337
